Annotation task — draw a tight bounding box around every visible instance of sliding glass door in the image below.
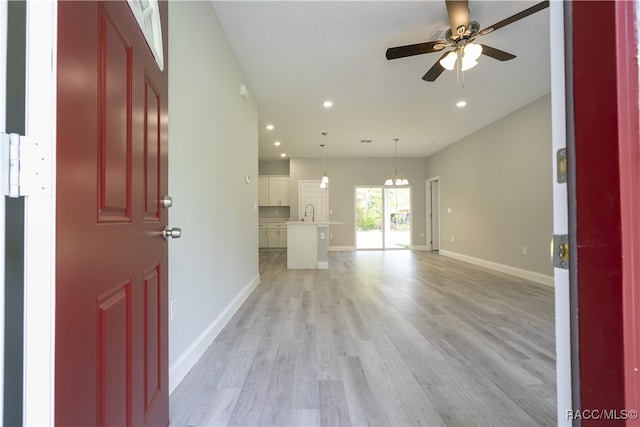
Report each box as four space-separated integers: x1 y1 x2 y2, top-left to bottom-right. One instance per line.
355 187 411 249
384 187 411 248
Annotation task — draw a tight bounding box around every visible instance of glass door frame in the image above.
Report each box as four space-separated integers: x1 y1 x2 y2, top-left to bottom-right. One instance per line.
354 185 412 250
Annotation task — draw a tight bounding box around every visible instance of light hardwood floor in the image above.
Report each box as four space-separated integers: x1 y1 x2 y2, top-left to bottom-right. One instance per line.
170 250 556 427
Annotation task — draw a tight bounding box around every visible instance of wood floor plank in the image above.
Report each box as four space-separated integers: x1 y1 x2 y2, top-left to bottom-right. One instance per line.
292 323 319 410
338 356 389 426
170 250 556 426
258 340 297 426
319 379 352 427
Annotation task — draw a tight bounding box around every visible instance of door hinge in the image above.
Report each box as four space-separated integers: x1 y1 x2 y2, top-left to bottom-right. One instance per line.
1 132 50 197
552 234 569 269
556 148 567 183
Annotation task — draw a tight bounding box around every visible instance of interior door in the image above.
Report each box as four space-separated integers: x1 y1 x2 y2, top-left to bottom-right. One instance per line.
55 1 169 425
431 180 440 250
299 180 327 221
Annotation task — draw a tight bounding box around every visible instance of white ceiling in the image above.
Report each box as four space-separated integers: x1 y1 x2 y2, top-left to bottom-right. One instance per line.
211 1 551 161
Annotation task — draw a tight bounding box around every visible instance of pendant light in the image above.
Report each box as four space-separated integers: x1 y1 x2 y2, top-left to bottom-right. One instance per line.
320 132 329 189
384 138 409 186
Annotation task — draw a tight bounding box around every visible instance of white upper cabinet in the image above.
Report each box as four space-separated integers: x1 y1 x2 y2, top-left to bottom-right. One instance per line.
260 176 289 207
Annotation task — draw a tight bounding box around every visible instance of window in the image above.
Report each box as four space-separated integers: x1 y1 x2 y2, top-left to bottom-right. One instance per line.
127 0 164 70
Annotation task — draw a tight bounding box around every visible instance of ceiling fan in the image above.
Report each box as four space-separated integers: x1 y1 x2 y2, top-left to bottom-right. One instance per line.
385 0 549 82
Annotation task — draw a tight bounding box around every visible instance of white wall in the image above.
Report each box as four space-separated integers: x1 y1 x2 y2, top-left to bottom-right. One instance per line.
425 94 553 281
168 1 259 392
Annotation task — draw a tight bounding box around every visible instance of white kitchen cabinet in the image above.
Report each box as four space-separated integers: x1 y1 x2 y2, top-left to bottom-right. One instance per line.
259 176 289 207
266 223 287 248
258 223 268 248
273 176 290 206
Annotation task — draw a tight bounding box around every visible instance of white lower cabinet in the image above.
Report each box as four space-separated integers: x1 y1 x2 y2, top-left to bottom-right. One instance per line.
259 222 287 248
258 223 268 248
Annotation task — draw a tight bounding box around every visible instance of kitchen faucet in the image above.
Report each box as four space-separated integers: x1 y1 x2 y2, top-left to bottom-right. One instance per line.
304 204 315 222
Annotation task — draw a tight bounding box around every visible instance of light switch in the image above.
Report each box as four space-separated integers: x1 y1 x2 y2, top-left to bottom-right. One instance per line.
320 232 325 240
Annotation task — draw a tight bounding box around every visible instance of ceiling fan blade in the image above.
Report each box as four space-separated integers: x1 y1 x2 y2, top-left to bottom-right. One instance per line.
386 41 446 60
445 0 470 35
422 52 449 82
479 45 516 61
480 1 549 34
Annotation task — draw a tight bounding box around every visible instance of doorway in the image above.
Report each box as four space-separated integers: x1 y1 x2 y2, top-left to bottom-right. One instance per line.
355 186 411 249
426 177 440 251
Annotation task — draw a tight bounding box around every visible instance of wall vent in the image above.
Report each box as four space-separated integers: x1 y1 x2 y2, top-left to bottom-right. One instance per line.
429 27 449 42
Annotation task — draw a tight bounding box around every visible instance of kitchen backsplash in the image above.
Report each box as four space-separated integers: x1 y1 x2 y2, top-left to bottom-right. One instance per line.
259 206 290 219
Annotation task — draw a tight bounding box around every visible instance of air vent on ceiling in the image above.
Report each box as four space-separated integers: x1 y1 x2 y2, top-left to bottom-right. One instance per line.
360 139 372 144
428 27 449 42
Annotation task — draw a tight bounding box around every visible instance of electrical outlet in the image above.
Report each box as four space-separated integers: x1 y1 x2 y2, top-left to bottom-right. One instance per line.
451 236 455 243
522 246 528 255
320 232 325 239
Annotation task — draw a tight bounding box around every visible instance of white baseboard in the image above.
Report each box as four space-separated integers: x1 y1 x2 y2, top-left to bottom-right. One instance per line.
439 250 554 287
411 245 429 250
317 261 329 269
329 246 356 251
168 273 260 394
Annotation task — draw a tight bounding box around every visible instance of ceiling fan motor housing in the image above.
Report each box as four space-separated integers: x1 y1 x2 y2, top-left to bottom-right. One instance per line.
446 20 480 44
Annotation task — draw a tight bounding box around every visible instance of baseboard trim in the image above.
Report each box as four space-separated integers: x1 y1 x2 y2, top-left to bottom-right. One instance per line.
329 246 356 251
439 250 554 287
317 261 329 269
168 273 260 394
411 245 429 251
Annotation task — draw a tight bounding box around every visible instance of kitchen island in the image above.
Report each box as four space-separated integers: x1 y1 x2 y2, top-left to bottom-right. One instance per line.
286 221 340 269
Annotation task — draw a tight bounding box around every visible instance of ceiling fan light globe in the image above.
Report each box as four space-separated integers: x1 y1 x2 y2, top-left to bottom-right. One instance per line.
463 42 483 61
461 57 478 71
384 178 394 186
320 182 327 189
400 178 409 185
439 51 458 70
321 175 329 184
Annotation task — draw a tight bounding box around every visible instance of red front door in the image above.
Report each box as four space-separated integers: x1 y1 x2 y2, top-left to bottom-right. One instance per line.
55 1 169 425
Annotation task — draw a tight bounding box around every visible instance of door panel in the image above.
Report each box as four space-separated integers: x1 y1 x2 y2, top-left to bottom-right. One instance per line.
299 181 327 221
98 282 130 426
56 2 169 426
98 10 132 222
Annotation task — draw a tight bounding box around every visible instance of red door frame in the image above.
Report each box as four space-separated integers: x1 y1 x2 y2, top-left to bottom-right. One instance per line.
615 1 640 424
571 1 639 425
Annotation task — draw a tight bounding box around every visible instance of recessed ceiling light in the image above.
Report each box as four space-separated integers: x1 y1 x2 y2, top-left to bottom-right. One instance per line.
274 141 281 146
455 100 467 108
266 124 274 130
322 100 333 108
280 153 287 158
